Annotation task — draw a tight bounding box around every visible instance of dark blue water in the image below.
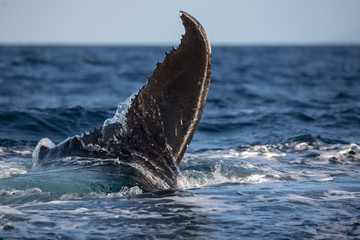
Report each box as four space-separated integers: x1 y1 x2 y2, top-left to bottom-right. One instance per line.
0 45 360 239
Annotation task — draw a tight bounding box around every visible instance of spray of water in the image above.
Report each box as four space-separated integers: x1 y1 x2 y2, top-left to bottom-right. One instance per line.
103 94 136 127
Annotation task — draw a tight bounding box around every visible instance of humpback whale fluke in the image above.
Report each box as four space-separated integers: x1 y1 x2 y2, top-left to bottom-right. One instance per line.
34 11 212 191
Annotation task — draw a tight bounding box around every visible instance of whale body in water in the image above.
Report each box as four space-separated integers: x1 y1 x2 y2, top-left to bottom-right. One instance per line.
33 11 212 192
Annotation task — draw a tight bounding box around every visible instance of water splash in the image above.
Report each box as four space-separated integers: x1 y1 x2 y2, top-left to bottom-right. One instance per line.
60 186 143 200
32 138 55 165
103 93 136 127
178 140 360 189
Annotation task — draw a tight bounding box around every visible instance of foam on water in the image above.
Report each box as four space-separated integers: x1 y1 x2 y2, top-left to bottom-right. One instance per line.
0 147 32 180
178 140 360 190
0 161 28 180
178 164 274 189
60 186 143 200
318 143 360 165
0 187 47 199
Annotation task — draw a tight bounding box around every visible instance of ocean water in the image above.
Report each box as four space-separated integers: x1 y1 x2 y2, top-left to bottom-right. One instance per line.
0 45 360 239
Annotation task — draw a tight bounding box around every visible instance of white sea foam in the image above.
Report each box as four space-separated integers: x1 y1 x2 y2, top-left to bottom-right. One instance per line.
180 149 281 189
178 163 275 189
208 146 286 161
0 161 28 179
0 146 33 179
13 150 32 155
59 186 143 200
0 205 23 215
179 141 360 189
322 190 360 201
294 142 313 151
317 143 360 165
0 188 47 201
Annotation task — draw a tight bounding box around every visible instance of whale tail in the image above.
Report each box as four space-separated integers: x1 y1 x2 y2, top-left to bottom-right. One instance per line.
34 11 212 191
125 11 212 165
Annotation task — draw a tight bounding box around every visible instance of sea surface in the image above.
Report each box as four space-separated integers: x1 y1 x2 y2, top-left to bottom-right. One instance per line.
0 45 360 239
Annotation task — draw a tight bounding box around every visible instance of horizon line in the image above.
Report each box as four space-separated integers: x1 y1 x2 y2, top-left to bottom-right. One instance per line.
1 41 360 47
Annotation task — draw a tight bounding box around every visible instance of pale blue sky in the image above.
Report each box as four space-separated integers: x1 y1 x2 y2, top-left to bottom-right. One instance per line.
1 0 360 45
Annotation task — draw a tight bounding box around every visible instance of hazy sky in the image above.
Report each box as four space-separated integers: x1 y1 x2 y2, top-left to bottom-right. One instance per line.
1 0 360 45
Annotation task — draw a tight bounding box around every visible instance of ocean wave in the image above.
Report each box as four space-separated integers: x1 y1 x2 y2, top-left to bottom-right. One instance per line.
178 135 360 189
0 161 28 180
0 188 51 205
60 186 143 200
0 107 111 143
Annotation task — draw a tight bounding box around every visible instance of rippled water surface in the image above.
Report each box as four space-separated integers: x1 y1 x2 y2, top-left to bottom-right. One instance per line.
0 46 360 239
